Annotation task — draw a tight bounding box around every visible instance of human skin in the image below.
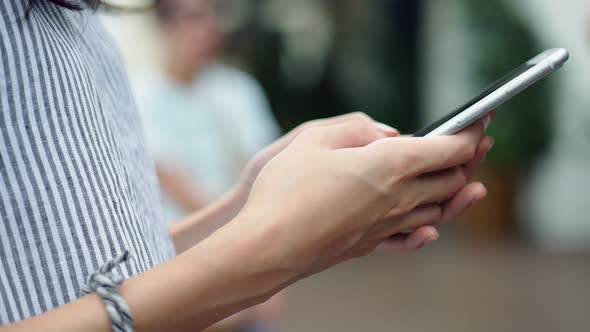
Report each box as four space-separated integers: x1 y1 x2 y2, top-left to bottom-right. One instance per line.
171 113 493 254
2 113 492 332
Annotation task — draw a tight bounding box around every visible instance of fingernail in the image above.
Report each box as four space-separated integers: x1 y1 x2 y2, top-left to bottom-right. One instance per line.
476 188 487 201
482 137 494 162
484 115 492 130
376 122 400 135
484 136 494 153
424 234 439 246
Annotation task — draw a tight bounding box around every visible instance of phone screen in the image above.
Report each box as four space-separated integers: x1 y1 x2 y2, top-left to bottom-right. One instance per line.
413 63 534 137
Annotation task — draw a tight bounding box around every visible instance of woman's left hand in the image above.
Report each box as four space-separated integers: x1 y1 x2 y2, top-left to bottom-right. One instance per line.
171 113 398 253
233 113 400 205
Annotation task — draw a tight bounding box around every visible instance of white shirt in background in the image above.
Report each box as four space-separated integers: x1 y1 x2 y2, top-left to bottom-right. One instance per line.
134 63 281 222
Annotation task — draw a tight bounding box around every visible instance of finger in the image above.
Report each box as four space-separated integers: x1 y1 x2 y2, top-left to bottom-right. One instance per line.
245 114 400 185
291 113 399 141
374 226 439 254
415 118 486 173
293 119 392 149
375 123 401 137
410 167 468 206
483 112 496 131
489 110 497 122
464 136 494 180
436 182 487 226
371 204 442 238
261 113 395 160
367 118 486 176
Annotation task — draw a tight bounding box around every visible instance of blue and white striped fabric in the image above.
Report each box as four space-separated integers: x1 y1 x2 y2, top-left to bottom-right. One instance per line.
0 0 175 324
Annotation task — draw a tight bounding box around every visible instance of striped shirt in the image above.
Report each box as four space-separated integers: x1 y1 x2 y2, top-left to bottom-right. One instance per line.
0 1 175 324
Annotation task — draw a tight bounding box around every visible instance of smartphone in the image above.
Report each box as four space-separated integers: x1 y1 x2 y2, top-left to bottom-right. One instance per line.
414 48 569 137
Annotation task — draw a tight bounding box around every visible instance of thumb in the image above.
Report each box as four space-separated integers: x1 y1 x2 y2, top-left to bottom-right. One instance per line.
294 119 396 150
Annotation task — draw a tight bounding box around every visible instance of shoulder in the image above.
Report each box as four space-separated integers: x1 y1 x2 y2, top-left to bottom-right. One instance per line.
200 62 266 96
199 63 281 141
198 62 272 118
0 1 44 67
0 2 93 125
131 71 177 123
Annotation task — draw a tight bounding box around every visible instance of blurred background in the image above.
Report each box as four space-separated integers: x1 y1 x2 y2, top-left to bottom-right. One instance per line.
101 0 590 331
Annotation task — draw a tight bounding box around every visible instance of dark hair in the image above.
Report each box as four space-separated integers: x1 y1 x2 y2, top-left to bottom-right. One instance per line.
154 0 176 21
32 0 101 10
27 0 150 15
153 0 216 22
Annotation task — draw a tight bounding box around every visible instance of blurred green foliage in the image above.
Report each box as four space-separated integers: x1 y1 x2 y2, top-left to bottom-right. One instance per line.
229 1 422 134
463 0 554 167
230 0 553 167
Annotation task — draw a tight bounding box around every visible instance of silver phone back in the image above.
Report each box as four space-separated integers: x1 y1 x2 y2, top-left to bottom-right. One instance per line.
425 48 569 137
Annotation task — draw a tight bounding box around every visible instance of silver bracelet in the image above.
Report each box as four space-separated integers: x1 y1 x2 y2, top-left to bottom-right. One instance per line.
81 251 134 332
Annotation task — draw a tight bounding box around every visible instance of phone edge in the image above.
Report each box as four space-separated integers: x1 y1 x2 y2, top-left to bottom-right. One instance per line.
423 48 569 137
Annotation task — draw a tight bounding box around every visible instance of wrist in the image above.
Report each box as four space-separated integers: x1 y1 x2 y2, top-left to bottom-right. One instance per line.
223 184 250 217
196 211 302 301
122 223 292 332
170 185 250 254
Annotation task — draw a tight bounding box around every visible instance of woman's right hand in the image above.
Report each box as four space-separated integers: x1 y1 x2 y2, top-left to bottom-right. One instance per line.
232 117 489 282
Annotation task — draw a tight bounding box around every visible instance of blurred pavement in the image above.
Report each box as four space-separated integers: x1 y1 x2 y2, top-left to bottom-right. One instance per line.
279 235 590 332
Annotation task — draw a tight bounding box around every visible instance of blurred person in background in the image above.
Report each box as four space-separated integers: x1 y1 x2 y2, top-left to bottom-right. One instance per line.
135 0 281 222
134 0 283 331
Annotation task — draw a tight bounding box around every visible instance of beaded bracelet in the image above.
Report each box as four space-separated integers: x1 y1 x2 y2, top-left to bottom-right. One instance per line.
81 251 134 332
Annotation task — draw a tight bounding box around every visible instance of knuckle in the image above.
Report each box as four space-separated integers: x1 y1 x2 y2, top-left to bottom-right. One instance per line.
452 167 468 188
380 200 406 220
460 142 477 161
427 205 443 222
393 148 420 175
352 119 375 136
395 196 418 216
344 119 378 144
371 139 421 175
299 120 321 131
294 126 321 143
348 112 373 123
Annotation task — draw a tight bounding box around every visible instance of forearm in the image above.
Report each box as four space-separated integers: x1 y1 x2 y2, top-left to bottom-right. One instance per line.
2 217 288 332
170 185 248 254
123 228 282 332
156 164 210 211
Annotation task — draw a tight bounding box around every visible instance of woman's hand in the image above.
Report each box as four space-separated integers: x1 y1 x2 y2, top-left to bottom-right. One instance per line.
172 113 491 255
168 113 398 251
6 115 491 332
169 114 397 253
234 113 400 202
230 116 490 280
